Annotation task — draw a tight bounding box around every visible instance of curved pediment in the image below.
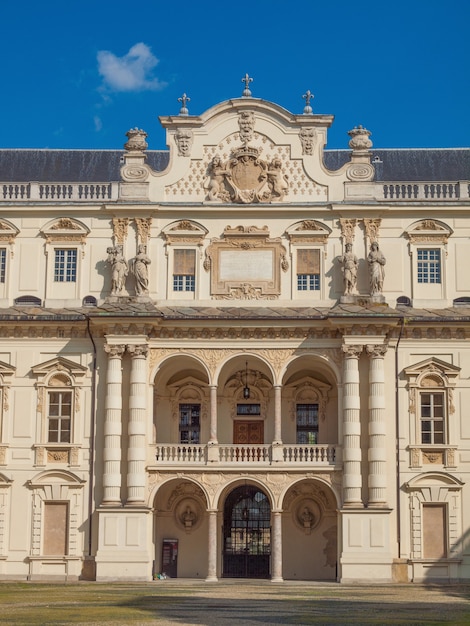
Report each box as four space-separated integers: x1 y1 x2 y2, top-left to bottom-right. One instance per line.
124 96 359 204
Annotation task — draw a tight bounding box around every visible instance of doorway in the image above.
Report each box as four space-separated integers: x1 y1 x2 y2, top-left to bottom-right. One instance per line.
223 485 271 578
233 420 263 444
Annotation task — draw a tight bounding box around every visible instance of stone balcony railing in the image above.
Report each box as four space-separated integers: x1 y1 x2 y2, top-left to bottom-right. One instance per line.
344 181 470 202
1 182 119 201
154 443 338 468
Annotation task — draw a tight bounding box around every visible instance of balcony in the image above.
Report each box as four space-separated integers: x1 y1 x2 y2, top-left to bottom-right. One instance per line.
153 443 338 469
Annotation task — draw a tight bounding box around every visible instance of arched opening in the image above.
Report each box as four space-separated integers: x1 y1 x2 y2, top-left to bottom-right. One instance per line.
223 485 271 578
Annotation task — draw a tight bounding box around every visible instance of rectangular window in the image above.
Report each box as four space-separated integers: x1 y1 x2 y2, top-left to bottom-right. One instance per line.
420 392 445 444
173 249 195 292
423 504 447 558
297 249 320 291
54 249 77 282
0 248 6 283
296 403 319 444
236 404 261 416
48 391 72 443
179 403 200 444
417 249 441 284
43 502 68 555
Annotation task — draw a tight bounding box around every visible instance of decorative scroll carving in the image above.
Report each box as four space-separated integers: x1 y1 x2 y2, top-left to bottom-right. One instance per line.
0 220 19 245
134 217 152 244
363 218 381 243
339 218 357 245
342 345 363 358
51 218 81 231
104 344 126 358
406 219 452 244
365 344 388 358
127 344 149 358
112 218 129 244
47 450 69 463
346 163 375 181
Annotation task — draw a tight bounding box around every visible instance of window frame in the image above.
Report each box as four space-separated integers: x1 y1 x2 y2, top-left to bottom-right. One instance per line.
47 389 73 443
53 248 78 283
178 403 201 444
296 403 319 444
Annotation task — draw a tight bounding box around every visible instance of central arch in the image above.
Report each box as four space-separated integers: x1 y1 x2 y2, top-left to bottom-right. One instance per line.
223 485 271 578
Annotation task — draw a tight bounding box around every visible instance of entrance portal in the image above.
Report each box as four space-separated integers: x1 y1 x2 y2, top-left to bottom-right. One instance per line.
223 485 271 578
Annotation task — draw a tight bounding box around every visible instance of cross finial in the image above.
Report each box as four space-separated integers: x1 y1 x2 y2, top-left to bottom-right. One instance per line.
302 90 314 114
241 73 253 97
178 93 190 116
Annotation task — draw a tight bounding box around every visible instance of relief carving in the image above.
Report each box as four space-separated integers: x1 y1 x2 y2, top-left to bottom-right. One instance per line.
205 146 288 203
124 128 148 152
299 127 316 155
238 110 255 143
175 129 193 156
112 218 129 244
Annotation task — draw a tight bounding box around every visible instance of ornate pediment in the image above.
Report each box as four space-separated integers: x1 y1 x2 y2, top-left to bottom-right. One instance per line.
206 144 288 203
41 218 90 244
0 219 19 244
404 357 460 386
31 356 88 381
162 220 208 245
405 219 452 244
286 220 331 244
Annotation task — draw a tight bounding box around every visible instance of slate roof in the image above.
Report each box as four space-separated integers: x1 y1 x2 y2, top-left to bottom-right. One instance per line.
0 148 468 183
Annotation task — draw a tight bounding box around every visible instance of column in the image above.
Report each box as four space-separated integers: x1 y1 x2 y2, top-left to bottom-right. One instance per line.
102 344 125 505
366 344 388 507
209 385 218 443
205 510 218 582
126 344 148 504
342 345 363 507
271 510 283 582
273 385 282 444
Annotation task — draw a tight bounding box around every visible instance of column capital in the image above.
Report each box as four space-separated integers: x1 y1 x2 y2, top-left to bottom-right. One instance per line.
365 344 387 358
127 344 149 358
342 344 363 358
104 344 126 358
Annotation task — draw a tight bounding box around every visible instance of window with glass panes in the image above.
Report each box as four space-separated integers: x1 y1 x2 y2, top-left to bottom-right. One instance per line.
179 404 200 443
297 249 320 290
48 390 72 443
417 249 441 284
0 248 6 283
173 249 195 291
420 392 445 444
296 403 319 444
54 249 77 282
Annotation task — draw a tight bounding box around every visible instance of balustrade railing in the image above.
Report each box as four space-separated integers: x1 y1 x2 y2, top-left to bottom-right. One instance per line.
1 182 119 201
382 182 463 200
154 443 337 466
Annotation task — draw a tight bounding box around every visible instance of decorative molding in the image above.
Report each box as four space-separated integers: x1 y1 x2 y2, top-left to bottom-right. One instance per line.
363 218 381 243
112 218 129 244
406 219 452 244
299 127 316 155
339 218 357 245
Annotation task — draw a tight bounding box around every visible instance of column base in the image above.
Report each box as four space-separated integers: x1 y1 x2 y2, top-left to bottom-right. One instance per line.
205 575 218 582
271 576 284 583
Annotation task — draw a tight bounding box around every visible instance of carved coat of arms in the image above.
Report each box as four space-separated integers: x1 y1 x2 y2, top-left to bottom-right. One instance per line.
206 146 288 204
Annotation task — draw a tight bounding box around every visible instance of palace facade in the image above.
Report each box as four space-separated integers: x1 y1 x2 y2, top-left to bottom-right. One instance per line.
1 86 470 582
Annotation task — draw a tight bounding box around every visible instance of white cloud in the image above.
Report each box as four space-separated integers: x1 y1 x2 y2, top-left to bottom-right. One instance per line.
97 43 166 92
94 115 103 132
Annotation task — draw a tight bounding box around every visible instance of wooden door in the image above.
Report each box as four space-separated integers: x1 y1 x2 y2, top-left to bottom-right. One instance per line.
233 420 264 444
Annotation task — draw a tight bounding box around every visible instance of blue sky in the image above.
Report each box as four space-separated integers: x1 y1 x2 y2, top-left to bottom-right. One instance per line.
2 0 469 150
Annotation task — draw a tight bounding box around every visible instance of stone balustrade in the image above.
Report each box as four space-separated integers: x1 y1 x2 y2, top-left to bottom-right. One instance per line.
154 443 337 466
1 182 119 201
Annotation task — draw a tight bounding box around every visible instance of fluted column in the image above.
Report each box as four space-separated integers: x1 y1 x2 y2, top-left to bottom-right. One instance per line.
271 510 283 582
205 510 218 581
342 345 363 507
366 344 388 507
102 344 125 505
126 344 148 504
273 385 282 444
209 385 218 443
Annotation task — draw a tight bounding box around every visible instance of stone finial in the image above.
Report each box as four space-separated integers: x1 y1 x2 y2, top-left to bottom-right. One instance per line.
124 128 148 152
348 125 373 151
302 90 314 114
241 73 253 97
178 93 190 116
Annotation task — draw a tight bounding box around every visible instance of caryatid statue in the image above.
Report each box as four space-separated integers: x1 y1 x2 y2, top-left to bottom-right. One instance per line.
368 241 386 295
340 242 358 295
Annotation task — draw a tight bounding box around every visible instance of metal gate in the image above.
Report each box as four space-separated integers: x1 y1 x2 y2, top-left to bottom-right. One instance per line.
223 485 271 578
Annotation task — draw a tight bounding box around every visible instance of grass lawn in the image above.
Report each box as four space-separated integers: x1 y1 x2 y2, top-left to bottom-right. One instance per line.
0 581 469 625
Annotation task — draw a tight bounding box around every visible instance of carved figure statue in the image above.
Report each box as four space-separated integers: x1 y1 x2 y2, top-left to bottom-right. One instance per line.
175 129 193 156
107 246 128 295
299 127 316 155
132 244 151 295
368 241 386 295
340 243 358 295
238 110 255 143
301 506 314 528
267 159 288 200
181 506 196 527
207 156 230 201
